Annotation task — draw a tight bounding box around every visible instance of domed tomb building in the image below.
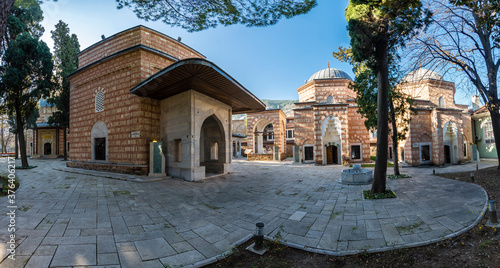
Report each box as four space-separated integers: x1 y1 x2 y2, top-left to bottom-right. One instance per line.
292 67 372 164
246 67 372 164
393 68 472 166
244 66 472 166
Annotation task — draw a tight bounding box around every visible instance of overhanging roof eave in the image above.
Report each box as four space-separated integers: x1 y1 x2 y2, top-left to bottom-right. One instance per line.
130 58 265 112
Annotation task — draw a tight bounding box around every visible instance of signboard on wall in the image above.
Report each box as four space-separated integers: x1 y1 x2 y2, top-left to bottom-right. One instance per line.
43 135 52 140
131 131 141 138
413 143 419 148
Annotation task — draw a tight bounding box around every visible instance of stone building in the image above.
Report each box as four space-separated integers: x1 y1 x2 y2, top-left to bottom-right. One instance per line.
470 96 497 159
26 99 66 158
242 67 472 166
66 25 264 180
246 67 371 164
396 69 472 166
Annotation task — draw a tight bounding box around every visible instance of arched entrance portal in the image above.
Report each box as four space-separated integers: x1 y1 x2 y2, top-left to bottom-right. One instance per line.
322 115 342 165
443 121 459 165
200 115 226 176
91 121 108 161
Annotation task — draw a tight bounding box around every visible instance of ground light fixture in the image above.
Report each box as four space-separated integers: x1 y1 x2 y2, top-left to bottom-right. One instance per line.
254 222 265 250
489 200 498 224
246 222 267 255
470 172 475 183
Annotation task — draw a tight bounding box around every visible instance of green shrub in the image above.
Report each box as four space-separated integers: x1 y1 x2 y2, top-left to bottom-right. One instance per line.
387 174 412 179
363 190 397 199
370 156 377 161
0 174 20 196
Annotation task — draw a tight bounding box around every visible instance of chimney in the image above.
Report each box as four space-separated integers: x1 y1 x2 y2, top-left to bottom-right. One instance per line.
472 95 480 111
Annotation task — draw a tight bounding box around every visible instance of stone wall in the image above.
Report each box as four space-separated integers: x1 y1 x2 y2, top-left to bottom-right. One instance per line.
68 26 205 166
247 153 274 161
246 109 287 156
67 161 148 175
78 26 205 69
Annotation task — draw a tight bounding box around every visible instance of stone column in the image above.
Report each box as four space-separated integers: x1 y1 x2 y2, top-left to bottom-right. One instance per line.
237 141 241 157
255 132 263 154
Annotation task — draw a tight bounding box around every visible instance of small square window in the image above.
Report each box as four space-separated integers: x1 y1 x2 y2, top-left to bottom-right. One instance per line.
351 145 361 160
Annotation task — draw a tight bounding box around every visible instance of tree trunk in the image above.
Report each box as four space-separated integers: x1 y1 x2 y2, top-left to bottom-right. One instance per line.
389 99 400 175
488 103 500 170
63 127 67 161
14 133 18 159
1 120 4 154
15 106 28 168
0 0 15 47
371 31 389 194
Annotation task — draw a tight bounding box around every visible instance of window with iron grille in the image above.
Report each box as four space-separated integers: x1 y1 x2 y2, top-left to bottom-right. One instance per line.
95 91 104 112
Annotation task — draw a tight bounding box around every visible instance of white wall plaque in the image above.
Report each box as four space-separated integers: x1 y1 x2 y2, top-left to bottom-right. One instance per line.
131 131 141 138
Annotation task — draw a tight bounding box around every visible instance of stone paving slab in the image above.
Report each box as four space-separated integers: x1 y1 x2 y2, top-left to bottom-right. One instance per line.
0 158 495 267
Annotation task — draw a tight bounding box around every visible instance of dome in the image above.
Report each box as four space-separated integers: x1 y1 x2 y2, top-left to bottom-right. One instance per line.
308 68 352 82
402 68 442 83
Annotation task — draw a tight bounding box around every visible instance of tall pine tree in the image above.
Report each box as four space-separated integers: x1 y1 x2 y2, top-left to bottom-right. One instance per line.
345 0 430 193
48 20 79 161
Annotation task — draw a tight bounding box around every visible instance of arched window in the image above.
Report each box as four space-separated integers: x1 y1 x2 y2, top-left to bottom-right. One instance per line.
210 141 218 160
438 96 445 108
95 91 104 112
327 95 334 103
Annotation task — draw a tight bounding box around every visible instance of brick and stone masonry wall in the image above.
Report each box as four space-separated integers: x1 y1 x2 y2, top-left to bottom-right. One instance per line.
313 106 350 164
347 104 371 162
293 108 315 150
246 110 287 156
78 26 205 69
69 26 205 165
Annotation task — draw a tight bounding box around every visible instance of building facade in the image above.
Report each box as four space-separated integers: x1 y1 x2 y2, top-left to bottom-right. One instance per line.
397 69 472 166
26 99 65 158
471 97 498 159
240 67 472 166
67 26 264 180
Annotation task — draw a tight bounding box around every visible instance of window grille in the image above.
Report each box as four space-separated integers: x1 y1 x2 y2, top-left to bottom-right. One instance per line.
95 91 104 112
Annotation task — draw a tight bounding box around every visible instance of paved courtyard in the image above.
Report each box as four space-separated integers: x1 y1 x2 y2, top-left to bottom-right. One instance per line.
0 158 496 267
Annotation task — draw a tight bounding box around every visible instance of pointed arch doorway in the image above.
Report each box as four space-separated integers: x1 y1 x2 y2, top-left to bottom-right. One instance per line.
200 115 226 177
322 116 342 165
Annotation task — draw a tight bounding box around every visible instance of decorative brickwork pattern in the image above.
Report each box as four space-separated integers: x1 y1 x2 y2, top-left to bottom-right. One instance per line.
68 26 203 166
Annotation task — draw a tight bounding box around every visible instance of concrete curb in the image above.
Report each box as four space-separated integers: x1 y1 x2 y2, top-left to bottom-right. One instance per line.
260 183 489 257
192 233 254 267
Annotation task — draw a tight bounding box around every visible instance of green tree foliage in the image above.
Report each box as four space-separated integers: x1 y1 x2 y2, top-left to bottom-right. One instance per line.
450 0 500 43
48 20 80 161
115 0 317 31
1 0 58 50
333 46 416 176
0 0 54 167
345 0 429 193
0 0 16 47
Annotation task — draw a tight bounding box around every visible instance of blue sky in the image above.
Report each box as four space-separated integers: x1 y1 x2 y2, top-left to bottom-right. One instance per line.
39 0 472 105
